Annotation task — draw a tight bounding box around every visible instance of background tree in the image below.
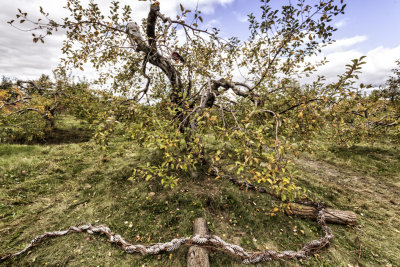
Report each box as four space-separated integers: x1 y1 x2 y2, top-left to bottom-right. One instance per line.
324 59 400 145
383 59 400 103
0 75 58 143
0 70 117 143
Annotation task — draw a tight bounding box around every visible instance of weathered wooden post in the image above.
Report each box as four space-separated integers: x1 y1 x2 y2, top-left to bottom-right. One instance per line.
187 218 210 267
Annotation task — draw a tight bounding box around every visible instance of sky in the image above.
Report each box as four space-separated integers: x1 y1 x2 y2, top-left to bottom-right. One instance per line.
1 0 400 87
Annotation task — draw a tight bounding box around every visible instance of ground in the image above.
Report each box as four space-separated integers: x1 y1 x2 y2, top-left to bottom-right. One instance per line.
0 115 399 266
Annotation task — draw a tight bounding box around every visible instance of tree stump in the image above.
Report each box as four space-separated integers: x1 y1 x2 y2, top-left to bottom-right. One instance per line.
286 203 357 225
187 218 210 267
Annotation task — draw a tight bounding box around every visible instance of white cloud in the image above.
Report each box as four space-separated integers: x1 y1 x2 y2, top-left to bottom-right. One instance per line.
233 11 247 23
334 18 348 28
304 36 400 85
205 19 221 28
323 35 367 53
0 0 233 80
360 45 400 85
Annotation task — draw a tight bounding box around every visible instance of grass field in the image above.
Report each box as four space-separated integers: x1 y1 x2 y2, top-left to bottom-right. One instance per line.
1 116 399 266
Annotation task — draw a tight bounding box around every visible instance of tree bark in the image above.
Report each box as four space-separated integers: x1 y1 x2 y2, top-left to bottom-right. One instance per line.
126 5 183 106
285 203 357 226
187 218 210 267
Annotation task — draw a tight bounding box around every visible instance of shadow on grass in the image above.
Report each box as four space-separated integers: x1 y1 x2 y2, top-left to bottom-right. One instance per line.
42 127 93 145
325 144 400 179
329 145 400 161
1 115 93 145
3 127 93 145
0 145 38 157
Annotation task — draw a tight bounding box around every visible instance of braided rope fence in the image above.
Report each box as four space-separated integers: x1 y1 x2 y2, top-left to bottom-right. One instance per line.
1 209 333 264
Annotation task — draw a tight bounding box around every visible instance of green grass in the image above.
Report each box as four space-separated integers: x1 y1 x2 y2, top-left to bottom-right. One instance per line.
294 142 400 266
1 117 399 266
326 144 400 182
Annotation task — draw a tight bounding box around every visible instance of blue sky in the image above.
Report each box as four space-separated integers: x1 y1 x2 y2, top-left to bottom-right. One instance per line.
187 0 400 85
173 0 400 85
332 0 400 51
204 0 400 51
1 0 399 85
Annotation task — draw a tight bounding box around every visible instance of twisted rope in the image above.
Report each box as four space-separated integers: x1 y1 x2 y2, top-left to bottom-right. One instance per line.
1 210 333 264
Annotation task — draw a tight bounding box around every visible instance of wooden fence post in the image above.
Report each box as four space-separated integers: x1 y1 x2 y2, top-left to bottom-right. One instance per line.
187 218 210 267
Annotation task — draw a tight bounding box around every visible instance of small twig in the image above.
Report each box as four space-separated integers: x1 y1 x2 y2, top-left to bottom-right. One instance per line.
355 235 362 267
